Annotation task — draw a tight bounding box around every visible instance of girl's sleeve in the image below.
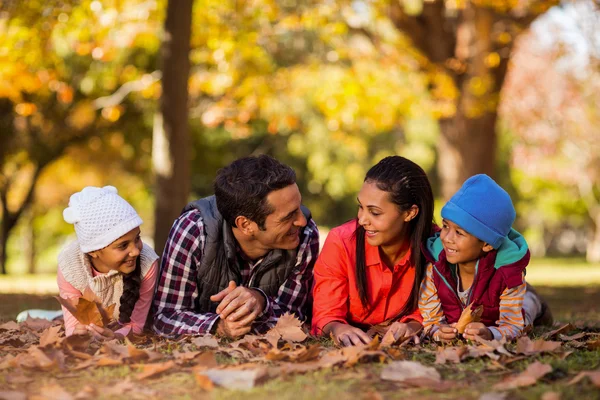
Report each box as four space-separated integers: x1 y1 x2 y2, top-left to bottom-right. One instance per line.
115 259 159 336
57 268 83 337
488 273 526 340
310 229 351 336
418 263 446 337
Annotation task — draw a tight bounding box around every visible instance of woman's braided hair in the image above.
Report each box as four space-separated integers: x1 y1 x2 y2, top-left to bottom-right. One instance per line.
354 156 435 317
118 255 142 324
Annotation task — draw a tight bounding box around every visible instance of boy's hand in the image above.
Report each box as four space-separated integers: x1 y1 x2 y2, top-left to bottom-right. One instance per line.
434 323 458 342
463 322 493 341
87 323 124 341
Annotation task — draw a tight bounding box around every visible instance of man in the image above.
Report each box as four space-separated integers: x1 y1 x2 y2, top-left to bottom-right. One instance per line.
153 155 319 338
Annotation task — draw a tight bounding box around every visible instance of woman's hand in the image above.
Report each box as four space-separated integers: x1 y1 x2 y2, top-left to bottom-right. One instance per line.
72 323 88 336
463 322 493 341
433 323 458 342
385 320 422 344
86 324 124 341
325 322 372 347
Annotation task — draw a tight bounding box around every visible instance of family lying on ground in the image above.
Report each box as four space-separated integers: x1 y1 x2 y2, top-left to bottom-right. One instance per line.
51 155 553 345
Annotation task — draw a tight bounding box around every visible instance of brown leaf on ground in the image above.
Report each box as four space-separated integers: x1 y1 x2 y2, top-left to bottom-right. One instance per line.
559 332 586 341
134 360 176 380
22 317 55 332
192 335 219 348
184 351 218 370
456 304 484 334
5 373 34 384
478 392 508 400
492 361 552 390
195 373 215 391
566 340 587 349
73 385 96 399
265 313 307 347
568 370 600 387
95 357 124 367
516 337 562 355
0 391 27 400
436 346 469 364
265 344 321 363
197 367 269 390
540 391 561 400
39 325 63 347
63 334 92 352
586 338 600 350
30 382 74 400
125 338 150 362
381 360 441 383
543 323 575 339
0 321 21 331
0 354 16 370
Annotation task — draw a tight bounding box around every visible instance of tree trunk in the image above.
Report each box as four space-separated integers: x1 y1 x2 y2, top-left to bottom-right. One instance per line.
0 209 17 275
586 212 600 263
152 0 193 256
26 209 36 274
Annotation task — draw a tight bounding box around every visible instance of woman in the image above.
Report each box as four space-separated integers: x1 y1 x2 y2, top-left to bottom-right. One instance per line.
311 156 434 346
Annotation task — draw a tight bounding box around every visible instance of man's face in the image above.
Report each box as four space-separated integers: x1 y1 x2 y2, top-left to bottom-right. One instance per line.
253 183 307 251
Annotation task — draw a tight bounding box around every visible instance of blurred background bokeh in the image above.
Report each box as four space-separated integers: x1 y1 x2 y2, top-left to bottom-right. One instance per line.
0 0 598 291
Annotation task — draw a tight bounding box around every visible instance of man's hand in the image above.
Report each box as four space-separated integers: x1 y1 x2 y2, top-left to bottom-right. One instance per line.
463 322 493 341
434 323 458 342
325 322 372 347
215 318 252 338
385 320 423 344
210 280 266 326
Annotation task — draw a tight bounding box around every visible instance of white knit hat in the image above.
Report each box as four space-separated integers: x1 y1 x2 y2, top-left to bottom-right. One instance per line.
63 186 143 253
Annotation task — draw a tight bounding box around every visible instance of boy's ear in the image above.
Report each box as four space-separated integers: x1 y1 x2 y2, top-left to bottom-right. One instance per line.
482 243 494 253
403 205 419 222
234 215 256 236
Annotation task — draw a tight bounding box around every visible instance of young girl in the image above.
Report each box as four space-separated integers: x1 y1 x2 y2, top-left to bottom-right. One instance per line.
419 174 552 342
58 186 159 339
311 156 435 346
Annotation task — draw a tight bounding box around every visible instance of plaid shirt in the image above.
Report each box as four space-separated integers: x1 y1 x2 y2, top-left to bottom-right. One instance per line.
153 209 319 337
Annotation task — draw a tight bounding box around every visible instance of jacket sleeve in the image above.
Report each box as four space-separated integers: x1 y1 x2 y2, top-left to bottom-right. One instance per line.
310 229 351 335
419 262 446 337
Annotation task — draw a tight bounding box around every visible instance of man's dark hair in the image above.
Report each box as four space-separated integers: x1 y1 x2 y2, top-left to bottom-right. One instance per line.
214 155 297 230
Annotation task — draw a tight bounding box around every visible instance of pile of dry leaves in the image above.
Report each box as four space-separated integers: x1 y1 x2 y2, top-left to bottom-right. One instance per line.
1 295 600 399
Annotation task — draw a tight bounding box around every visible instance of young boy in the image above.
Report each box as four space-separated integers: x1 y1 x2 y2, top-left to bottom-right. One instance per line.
419 174 552 342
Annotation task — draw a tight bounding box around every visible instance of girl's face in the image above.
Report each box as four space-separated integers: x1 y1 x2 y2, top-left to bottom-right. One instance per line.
88 227 142 274
357 181 416 250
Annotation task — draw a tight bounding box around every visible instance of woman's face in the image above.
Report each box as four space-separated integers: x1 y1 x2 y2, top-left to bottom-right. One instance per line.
357 181 416 249
88 227 142 274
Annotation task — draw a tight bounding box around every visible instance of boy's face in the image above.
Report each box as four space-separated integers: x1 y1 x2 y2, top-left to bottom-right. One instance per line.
440 219 493 268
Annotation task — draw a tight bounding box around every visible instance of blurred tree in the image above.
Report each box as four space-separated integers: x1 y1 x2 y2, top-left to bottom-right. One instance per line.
152 0 193 256
501 1 600 261
383 0 557 199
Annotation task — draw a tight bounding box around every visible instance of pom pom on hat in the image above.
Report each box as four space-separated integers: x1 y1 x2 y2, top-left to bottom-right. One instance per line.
63 186 143 253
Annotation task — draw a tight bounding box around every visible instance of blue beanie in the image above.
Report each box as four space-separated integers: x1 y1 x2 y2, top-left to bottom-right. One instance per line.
441 174 515 249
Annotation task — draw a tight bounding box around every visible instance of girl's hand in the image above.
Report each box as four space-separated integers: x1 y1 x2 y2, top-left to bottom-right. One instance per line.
87 324 123 341
434 323 458 342
463 322 493 341
326 322 372 347
385 320 422 344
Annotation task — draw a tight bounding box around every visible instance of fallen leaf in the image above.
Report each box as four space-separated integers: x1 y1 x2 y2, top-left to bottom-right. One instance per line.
436 346 469 364
543 323 575 339
265 344 321 362
197 367 269 390
195 373 215 391
30 383 73 400
0 391 27 400
5 374 34 384
192 335 219 349
559 332 586 341
0 321 21 331
516 337 562 355
566 340 587 349
265 313 307 347
493 361 552 390
456 304 484 334
134 360 176 380
73 385 96 399
22 317 54 332
568 370 600 387
381 360 441 383
478 393 508 400
540 391 561 400
39 325 63 347
586 338 600 350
